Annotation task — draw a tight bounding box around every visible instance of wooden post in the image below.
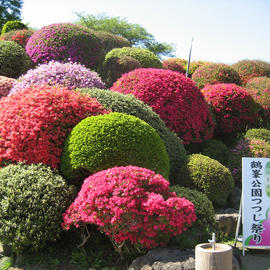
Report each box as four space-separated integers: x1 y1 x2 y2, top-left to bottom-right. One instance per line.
195 243 232 270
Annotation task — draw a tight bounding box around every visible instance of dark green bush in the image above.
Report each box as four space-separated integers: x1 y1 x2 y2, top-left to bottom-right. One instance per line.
1 20 28 34
0 40 32 78
0 163 76 253
105 47 162 68
77 88 187 182
169 185 216 247
179 154 234 207
60 112 170 184
244 128 270 144
101 56 141 87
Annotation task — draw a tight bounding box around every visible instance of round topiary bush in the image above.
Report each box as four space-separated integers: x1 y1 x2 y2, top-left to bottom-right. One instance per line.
162 58 185 74
244 128 270 144
77 88 187 182
25 23 104 70
111 68 215 144
60 112 170 184
188 61 212 77
1 20 28 34
0 163 76 252
169 185 215 247
0 29 34 47
179 154 234 207
105 47 162 68
62 165 196 250
0 40 32 78
231 59 270 85
0 85 109 168
192 63 241 88
202 83 258 135
245 76 270 90
0 75 16 98
100 56 141 87
9 60 105 95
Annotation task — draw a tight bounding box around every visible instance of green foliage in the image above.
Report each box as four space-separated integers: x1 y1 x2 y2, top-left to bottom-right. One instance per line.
0 163 76 252
0 40 32 78
0 0 23 31
244 128 270 144
169 185 216 248
100 56 141 87
60 112 170 185
105 47 162 68
180 154 234 207
77 88 187 182
1 20 27 34
75 12 175 58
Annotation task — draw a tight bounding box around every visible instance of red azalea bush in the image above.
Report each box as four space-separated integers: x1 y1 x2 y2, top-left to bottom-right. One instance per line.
188 61 211 77
231 59 270 85
191 63 241 88
245 76 270 91
0 76 16 98
0 85 109 168
162 58 185 74
0 29 34 47
202 84 258 134
62 165 196 250
111 68 215 144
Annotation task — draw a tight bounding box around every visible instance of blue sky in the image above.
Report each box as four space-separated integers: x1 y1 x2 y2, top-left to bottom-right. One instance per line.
21 0 270 64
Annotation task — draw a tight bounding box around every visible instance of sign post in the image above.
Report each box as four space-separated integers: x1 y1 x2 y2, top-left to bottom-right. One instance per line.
242 157 270 255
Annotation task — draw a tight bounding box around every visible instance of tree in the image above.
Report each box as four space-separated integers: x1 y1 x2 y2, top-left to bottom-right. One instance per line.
0 0 23 30
75 13 175 59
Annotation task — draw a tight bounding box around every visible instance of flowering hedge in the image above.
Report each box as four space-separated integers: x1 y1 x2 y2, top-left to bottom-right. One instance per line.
202 84 258 134
0 29 34 47
0 85 109 168
62 165 196 250
0 76 16 98
111 68 215 144
231 59 270 85
192 63 241 88
10 61 105 95
162 58 185 74
245 76 270 91
25 23 104 70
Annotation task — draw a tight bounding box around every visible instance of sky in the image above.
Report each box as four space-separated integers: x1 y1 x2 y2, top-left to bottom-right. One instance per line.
21 0 270 64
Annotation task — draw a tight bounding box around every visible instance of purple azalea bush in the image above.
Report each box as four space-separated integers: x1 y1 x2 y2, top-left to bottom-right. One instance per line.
10 61 105 95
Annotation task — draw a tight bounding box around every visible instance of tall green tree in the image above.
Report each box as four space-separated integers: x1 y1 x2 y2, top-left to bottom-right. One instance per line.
75 13 175 58
0 0 23 30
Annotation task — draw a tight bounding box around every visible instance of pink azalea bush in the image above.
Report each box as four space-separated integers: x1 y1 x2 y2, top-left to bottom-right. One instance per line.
111 68 215 144
62 165 196 250
10 61 105 95
0 76 16 98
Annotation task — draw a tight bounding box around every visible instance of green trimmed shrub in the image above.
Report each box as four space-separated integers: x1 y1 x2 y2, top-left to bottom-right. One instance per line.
1 20 28 34
100 56 142 87
104 47 162 68
244 128 270 144
0 40 32 78
78 88 187 182
245 76 270 90
169 185 215 247
60 112 170 184
0 163 76 252
180 154 234 207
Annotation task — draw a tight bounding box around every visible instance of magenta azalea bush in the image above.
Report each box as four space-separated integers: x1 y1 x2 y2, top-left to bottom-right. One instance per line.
25 23 104 70
245 76 270 91
0 76 16 98
62 165 196 250
10 61 105 95
111 68 215 144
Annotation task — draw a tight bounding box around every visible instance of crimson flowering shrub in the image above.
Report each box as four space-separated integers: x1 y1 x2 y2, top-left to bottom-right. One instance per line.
162 58 185 74
245 76 270 91
25 23 104 70
10 61 105 95
0 29 34 47
62 165 196 250
231 59 270 85
0 76 16 98
111 68 214 144
0 85 109 168
202 84 258 135
191 63 241 88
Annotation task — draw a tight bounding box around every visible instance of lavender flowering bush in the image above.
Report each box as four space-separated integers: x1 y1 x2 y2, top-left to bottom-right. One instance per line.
10 61 105 95
25 23 104 70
